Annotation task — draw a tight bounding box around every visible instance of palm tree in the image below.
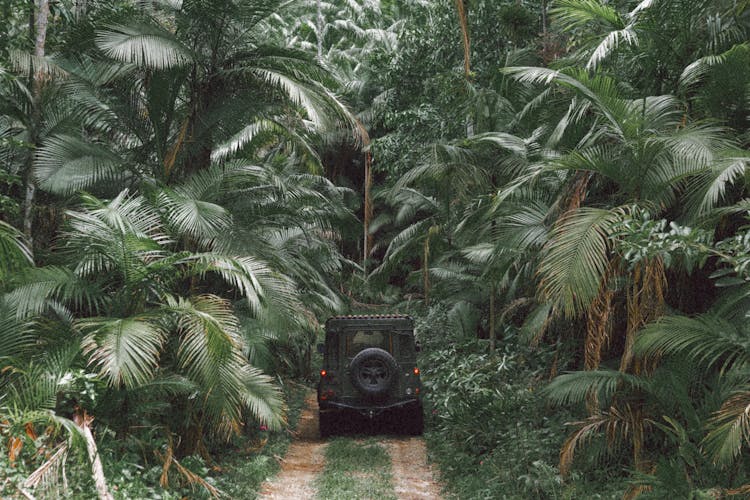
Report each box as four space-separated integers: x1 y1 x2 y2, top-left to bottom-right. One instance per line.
635 280 750 467
30 0 359 198
4 190 286 456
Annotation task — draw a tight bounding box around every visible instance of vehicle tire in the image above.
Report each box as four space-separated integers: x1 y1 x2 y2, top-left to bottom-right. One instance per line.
349 347 399 398
404 404 423 436
319 411 335 438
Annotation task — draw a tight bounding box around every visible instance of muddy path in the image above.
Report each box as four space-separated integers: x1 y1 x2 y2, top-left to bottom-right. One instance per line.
258 392 443 499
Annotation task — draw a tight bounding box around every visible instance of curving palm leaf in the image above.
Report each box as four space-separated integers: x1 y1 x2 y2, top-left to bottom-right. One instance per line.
538 207 623 317
79 316 166 388
0 221 32 281
545 369 650 407
34 134 127 195
96 22 192 69
704 390 750 465
635 313 750 373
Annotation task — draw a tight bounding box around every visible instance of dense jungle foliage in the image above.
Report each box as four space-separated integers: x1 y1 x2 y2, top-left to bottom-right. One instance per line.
1 0 750 498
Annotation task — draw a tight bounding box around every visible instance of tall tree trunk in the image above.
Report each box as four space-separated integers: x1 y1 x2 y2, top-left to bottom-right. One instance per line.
489 284 496 354
316 0 324 62
363 149 373 274
454 0 474 137
23 0 50 252
455 0 470 80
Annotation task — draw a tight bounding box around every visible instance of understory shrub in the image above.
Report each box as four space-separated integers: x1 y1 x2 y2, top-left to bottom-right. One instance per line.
1 380 308 499
415 304 625 499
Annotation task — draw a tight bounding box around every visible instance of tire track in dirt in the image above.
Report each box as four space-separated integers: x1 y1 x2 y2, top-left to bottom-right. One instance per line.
382 437 443 500
258 392 326 499
258 392 442 500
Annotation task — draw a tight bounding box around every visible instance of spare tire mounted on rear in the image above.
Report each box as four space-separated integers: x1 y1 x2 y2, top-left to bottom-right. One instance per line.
350 347 399 397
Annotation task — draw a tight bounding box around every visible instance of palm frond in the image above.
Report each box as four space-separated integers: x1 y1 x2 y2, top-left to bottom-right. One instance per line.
587 27 639 70
538 208 623 317
158 188 231 247
79 316 166 388
679 43 750 89
211 119 285 162
0 221 33 281
5 266 102 319
552 0 625 32
34 135 126 195
0 300 34 363
238 365 285 430
703 390 750 466
96 22 192 69
545 369 650 407
635 314 750 372
684 152 750 216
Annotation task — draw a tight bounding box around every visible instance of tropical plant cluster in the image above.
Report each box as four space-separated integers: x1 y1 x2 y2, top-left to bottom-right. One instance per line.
366 0 750 498
1 0 359 497
2 0 750 498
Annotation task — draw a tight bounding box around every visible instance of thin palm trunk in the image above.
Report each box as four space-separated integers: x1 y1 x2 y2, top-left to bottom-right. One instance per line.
363 149 373 273
454 0 474 137
23 0 50 252
489 284 496 353
455 0 470 80
316 0 324 62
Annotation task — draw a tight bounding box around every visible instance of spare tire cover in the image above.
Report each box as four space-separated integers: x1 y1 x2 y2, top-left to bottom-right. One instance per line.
350 347 399 397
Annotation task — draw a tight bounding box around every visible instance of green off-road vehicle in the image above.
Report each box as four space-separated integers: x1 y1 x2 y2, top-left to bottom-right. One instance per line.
317 314 423 437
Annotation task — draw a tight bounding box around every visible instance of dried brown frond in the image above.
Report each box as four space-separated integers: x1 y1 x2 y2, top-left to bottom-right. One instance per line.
171 456 221 498
546 171 594 224
705 391 750 466
9 436 23 463
164 118 189 178
623 484 653 500
726 484 750 496
159 437 174 488
24 423 38 441
156 444 222 499
560 413 610 476
621 259 666 374
584 264 618 413
23 444 68 493
605 403 651 473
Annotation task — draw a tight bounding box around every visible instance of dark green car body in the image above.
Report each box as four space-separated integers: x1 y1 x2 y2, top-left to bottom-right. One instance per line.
317 314 423 436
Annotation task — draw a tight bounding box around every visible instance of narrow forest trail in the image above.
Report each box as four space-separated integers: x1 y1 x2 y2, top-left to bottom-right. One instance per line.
258 392 326 499
382 437 443 499
257 392 443 499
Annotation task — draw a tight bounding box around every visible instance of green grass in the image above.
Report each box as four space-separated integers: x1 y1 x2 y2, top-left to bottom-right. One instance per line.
315 437 396 500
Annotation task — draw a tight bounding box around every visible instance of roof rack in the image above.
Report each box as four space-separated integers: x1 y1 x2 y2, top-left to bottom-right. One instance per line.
327 314 411 320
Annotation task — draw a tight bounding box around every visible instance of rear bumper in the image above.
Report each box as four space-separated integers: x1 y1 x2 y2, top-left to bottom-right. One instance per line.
320 398 421 418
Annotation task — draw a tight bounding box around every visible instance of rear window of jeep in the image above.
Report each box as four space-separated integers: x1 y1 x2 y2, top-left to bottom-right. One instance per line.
346 330 392 356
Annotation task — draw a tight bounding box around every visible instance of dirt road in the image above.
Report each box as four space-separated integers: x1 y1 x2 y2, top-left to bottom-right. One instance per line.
258 393 442 499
